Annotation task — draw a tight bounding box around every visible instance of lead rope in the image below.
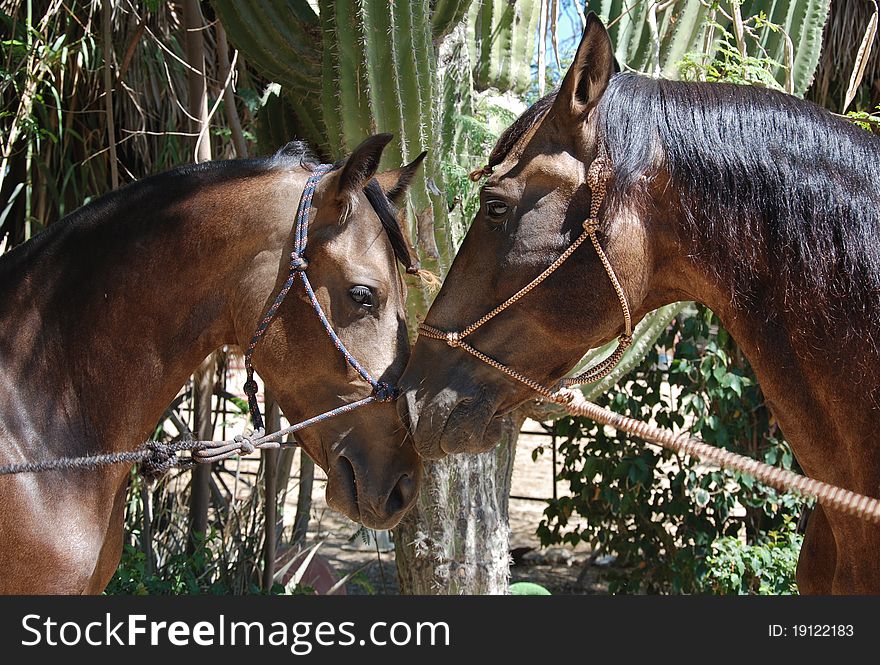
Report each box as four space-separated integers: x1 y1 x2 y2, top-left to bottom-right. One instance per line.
557 390 880 525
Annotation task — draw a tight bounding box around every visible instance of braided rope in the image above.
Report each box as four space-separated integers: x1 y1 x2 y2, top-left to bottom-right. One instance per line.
242 164 333 431
298 271 383 392
554 390 880 524
417 329 559 400
0 440 200 480
417 224 595 344
560 334 632 386
0 395 389 478
418 139 631 392
242 162 396 433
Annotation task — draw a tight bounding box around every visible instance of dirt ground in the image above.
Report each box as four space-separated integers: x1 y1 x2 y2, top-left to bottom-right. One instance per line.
283 419 608 595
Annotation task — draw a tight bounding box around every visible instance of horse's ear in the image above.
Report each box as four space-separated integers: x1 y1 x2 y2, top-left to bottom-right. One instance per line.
553 12 614 117
335 133 394 198
373 151 427 206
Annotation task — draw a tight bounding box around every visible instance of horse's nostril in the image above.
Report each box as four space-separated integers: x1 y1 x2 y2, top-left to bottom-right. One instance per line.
385 472 417 516
337 455 358 502
396 395 413 434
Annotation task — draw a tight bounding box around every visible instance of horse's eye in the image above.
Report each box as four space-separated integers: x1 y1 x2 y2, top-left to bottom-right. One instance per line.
349 285 374 308
486 200 508 218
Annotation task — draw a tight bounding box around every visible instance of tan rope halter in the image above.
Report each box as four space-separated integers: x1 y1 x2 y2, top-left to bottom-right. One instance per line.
419 142 632 404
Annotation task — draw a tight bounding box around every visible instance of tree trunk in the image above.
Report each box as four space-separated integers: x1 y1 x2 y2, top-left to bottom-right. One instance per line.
188 354 216 550
262 396 281 590
394 412 523 594
183 0 214 556
292 449 314 550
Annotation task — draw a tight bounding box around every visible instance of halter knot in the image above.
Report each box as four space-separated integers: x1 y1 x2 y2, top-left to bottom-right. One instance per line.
243 378 259 396
446 331 462 348
372 382 398 402
233 430 259 454
290 252 309 271
583 217 601 233
140 441 190 479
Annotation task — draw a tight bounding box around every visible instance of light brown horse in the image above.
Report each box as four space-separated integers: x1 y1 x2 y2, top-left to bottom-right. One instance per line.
0 133 423 593
399 15 880 594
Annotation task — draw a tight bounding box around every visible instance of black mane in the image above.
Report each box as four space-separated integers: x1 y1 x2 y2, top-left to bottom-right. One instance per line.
599 73 880 329
489 74 880 334
2 141 417 276
363 179 418 273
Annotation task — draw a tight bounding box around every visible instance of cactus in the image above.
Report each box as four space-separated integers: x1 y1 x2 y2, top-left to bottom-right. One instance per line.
468 0 542 94
578 302 689 401
255 86 296 155
432 0 476 42
213 0 542 277
740 0 831 95
658 1 713 79
212 0 465 284
588 0 831 96
211 1 321 94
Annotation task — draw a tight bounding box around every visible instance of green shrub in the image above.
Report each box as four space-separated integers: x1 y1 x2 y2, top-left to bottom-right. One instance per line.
105 528 270 595
704 517 801 595
537 305 806 594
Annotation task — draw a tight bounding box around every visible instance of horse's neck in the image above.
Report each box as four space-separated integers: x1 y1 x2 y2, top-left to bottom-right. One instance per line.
672 263 880 492
0 169 295 455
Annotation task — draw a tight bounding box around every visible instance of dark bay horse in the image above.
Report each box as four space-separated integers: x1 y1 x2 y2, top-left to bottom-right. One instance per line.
400 15 880 594
0 133 423 593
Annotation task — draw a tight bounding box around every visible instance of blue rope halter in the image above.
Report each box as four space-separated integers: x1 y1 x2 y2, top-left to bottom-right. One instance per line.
242 164 398 434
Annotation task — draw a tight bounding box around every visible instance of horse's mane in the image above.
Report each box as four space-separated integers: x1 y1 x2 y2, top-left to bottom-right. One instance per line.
1 140 419 277
362 179 419 273
487 73 880 335
0 151 302 275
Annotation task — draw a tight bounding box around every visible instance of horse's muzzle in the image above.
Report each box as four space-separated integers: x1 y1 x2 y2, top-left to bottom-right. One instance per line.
398 383 505 459
325 443 420 529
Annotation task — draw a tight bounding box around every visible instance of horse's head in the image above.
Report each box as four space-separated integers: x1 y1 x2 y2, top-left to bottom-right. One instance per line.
399 15 663 458
242 134 424 528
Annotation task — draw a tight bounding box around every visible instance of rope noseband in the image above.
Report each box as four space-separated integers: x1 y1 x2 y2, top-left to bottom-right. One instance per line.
419 142 632 403
241 164 397 437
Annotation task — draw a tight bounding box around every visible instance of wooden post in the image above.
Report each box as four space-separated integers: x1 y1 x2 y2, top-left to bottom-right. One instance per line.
262 395 281 591
292 450 314 550
188 355 216 552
